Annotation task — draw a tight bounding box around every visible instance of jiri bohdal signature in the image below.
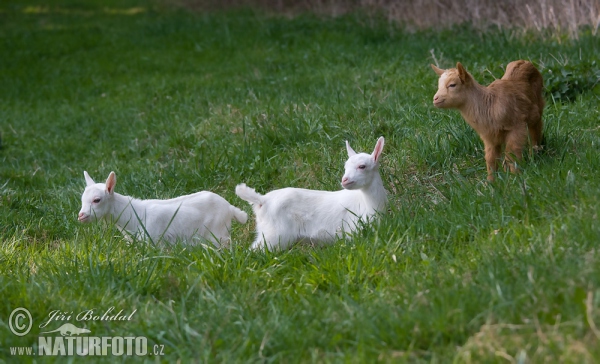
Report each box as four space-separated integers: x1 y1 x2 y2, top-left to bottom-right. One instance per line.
39 307 137 329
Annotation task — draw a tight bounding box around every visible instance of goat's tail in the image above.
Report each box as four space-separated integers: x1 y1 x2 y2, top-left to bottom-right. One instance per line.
235 183 264 206
231 206 248 224
503 60 545 111
502 60 544 88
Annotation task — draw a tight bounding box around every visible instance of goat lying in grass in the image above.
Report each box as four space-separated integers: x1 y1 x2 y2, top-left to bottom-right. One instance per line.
236 137 387 251
431 60 544 181
78 171 248 246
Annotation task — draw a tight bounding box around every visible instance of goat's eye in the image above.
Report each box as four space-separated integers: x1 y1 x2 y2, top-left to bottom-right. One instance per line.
448 83 456 88
93 198 101 203
358 165 366 170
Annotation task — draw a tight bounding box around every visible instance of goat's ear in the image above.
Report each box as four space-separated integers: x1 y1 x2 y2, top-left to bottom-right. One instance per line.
84 171 95 186
346 140 357 157
431 64 444 76
372 137 385 163
456 62 469 83
105 172 116 194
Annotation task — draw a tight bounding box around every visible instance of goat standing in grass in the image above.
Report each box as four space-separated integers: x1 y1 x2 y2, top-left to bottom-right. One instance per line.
236 137 387 251
78 171 247 246
431 60 544 181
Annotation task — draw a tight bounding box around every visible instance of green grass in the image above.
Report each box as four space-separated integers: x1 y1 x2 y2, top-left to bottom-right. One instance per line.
1 1 600 362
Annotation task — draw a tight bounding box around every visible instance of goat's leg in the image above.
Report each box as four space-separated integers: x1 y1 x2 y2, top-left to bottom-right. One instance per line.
251 230 291 251
483 139 502 181
527 116 544 153
504 126 528 173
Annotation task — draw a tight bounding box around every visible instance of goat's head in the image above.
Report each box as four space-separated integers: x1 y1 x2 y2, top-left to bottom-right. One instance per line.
431 62 472 109
78 171 116 223
341 137 384 190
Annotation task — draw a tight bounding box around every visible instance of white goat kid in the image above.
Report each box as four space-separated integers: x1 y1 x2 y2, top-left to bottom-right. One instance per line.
78 171 248 246
236 137 387 251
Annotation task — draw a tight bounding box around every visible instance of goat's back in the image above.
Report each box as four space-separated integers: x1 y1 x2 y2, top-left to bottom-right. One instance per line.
249 187 366 249
143 191 239 245
145 191 224 208
259 187 361 219
501 60 545 112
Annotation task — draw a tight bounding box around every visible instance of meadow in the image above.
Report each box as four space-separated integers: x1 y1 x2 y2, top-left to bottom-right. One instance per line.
1 0 600 362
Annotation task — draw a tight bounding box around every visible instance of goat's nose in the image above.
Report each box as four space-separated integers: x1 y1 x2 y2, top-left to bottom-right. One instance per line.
78 212 85 219
342 177 348 183
433 95 439 101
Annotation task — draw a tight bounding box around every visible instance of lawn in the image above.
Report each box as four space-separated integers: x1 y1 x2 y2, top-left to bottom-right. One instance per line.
1 0 599 362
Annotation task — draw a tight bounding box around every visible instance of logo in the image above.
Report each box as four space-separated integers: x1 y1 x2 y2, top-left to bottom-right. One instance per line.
40 323 91 336
7 307 165 357
9 308 32 336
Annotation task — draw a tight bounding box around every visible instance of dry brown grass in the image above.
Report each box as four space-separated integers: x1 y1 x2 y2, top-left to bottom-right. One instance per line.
172 0 600 38
456 321 597 363
457 290 600 362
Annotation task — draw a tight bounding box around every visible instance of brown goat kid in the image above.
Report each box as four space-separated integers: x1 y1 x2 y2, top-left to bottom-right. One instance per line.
431 60 544 181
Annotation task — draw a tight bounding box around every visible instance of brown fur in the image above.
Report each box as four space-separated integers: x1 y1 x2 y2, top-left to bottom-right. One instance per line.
431 61 544 181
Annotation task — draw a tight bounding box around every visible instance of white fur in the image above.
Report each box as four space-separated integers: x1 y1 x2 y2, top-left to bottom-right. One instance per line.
78 171 248 246
236 137 387 250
